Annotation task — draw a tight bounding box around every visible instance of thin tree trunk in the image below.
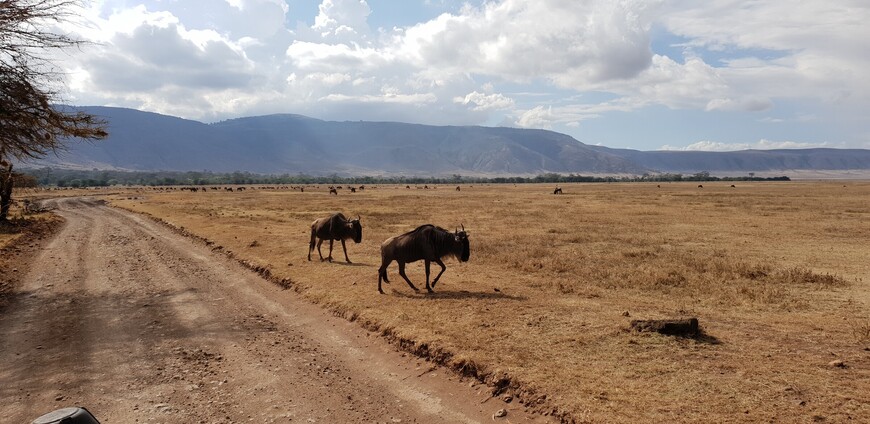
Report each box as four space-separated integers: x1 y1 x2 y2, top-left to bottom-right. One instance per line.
0 162 14 222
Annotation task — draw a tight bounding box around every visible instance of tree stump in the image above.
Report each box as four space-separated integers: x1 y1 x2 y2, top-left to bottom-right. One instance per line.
630 318 699 337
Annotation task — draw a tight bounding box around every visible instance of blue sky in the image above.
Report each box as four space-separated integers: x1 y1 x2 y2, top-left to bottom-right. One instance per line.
57 0 870 151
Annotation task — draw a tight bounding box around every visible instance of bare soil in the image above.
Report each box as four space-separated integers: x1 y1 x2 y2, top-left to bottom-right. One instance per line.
0 198 549 423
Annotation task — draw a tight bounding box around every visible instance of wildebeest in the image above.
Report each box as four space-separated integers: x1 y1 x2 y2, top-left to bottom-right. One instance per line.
554 187 563 194
329 187 338 195
456 186 461 191
377 224 470 294
308 213 362 263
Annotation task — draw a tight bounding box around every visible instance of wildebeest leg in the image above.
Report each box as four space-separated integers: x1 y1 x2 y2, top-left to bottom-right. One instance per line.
341 239 351 263
327 239 334 262
424 260 433 293
377 258 393 294
308 233 316 261
397 262 419 292
431 259 447 288
316 239 325 261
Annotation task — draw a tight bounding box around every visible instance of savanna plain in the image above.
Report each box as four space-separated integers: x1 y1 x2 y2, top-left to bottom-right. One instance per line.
12 181 870 422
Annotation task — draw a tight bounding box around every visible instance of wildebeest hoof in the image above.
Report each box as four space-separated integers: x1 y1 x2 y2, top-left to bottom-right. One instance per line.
426 288 434 293
346 260 352 264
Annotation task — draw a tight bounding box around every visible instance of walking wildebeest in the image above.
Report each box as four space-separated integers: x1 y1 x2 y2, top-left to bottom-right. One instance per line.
329 187 338 195
377 224 470 294
308 213 362 263
554 187 563 194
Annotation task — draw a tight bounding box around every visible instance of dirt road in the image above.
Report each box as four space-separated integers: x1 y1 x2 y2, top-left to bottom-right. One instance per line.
0 198 549 423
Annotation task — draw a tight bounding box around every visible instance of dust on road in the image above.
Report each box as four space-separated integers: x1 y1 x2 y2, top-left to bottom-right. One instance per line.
0 198 549 423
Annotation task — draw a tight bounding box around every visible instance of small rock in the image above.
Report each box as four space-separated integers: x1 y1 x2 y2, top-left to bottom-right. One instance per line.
55 395 64 401
493 409 507 418
502 395 513 403
493 287 501 292
829 360 846 368
622 311 630 317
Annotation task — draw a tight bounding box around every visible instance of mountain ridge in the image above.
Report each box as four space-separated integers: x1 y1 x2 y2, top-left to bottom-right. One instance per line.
19 106 870 176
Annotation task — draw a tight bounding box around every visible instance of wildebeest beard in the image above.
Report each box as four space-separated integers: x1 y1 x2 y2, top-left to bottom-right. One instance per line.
459 236 470 262
351 220 362 243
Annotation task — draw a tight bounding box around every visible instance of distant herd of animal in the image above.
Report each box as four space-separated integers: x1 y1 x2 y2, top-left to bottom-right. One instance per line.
308 213 470 294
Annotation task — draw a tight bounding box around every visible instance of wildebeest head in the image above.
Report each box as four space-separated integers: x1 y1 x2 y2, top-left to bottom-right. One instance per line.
454 224 470 262
350 215 362 243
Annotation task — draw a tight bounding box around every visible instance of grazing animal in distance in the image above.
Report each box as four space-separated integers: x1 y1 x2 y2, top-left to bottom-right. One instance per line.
329 187 338 195
698 184 703 188
730 184 736 188
308 213 362 263
456 186 461 191
553 187 563 194
377 224 470 294
350 187 356 193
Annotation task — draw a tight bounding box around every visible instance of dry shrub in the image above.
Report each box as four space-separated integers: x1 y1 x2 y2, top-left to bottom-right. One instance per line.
851 319 870 343
774 266 847 286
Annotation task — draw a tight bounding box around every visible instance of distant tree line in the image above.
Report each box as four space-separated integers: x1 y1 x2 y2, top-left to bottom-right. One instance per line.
19 168 789 188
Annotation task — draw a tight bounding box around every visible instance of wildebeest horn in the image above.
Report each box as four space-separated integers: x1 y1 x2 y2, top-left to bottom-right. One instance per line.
461 223 465 231
357 215 361 221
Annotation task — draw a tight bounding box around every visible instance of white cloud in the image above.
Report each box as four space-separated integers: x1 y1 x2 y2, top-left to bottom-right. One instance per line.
659 1 870 105
320 92 437 104
48 0 870 149
312 0 372 40
660 139 834 151
515 105 555 128
454 91 515 111
393 0 657 84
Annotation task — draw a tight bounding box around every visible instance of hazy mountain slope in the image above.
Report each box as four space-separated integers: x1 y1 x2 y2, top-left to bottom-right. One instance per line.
20 106 870 175
28 107 643 174
594 147 870 173
210 116 644 174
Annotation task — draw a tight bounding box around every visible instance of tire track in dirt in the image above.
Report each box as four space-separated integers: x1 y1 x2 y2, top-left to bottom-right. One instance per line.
0 198 551 423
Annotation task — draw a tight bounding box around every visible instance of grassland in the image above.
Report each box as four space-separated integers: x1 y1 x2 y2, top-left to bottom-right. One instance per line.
30 182 870 422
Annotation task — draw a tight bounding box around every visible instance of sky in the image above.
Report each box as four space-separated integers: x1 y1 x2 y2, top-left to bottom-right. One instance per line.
50 0 870 151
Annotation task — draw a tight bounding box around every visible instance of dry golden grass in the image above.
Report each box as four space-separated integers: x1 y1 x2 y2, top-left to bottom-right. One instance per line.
96 182 870 422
